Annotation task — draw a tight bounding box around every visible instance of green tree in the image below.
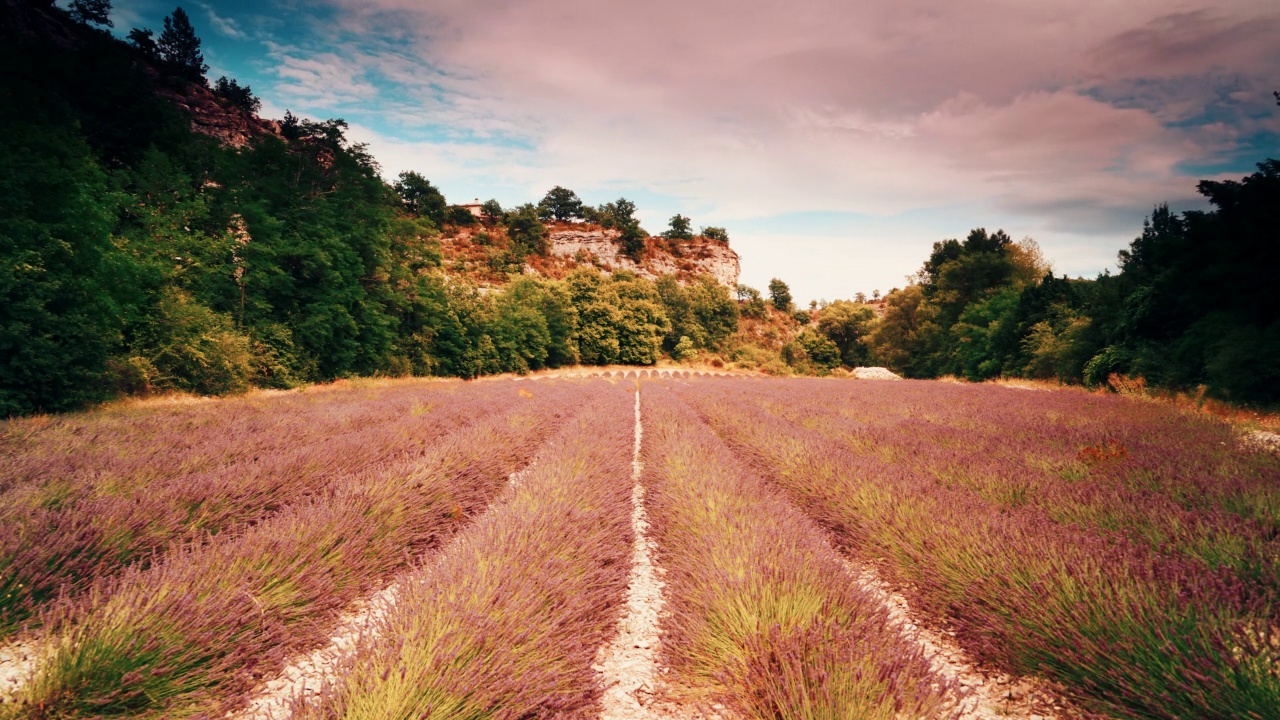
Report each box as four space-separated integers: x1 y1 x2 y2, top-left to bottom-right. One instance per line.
673 335 697 361
489 289 552 374
134 288 255 395
920 228 1018 326
655 275 734 353
701 226 729 242
663 214 693 240
598 198 638 229
504 203 548 258
0 118 124 414
869 285 939 376
619 222 646 259
735 284 767 319
394 171 447 226
566 270 622 364
611 272 671 365
213 76 260 113
447 206 478 226
480 199 504 223
783 328 841 373
768 278 792 311
816 300 876 367
157 7 208 84
538 186 584 221
686 276 737 347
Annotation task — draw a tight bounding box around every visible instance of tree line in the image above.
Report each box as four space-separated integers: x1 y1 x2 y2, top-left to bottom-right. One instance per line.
0 1 747 415
779 164 1279 405
2 0 1274 414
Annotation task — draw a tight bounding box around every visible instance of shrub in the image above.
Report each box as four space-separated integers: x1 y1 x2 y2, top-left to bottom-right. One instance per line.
137 288 255 395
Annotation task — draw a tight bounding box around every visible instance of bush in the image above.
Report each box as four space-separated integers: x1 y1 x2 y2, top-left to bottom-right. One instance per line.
138 288 255 396
212 76 260 114
783 329 841 374
701 226 729 242
674 335 697 361
504 204 548 258
447 206 478 226
663 214 693 240
768 278 792 311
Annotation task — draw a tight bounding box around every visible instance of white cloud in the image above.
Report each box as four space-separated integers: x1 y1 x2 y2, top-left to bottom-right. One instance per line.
196 1 247 40
291 0 1280 296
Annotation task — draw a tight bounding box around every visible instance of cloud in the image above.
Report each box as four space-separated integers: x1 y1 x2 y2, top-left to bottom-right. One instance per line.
282 0 1280 296
264 42 381 107
196 1 247 40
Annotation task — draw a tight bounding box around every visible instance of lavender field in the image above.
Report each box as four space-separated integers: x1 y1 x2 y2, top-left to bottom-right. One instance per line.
1 374 1277 719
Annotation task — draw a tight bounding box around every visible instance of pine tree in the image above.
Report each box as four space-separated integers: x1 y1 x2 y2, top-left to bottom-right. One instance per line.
70 0 113 27
158 7 208 84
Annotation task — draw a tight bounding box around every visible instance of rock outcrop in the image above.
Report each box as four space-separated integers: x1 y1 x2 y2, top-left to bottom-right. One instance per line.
155 80 282 149
548 229 741 289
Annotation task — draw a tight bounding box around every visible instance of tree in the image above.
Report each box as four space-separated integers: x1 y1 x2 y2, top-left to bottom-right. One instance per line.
768 278 792 311
504 203 547 258
598 197 646 259
480 199 504 224
598 198 638 229
868 285 941 377
393 171 447 226
701 226 729 242
619 222 645 260
663 214 694 240
157 7 208 84
127 27 158 57
735 284 767 319
783 329 841 373
538 186 584 221
447 206 478 226
0 119 125 414
213 76 261 114
817 301 876 367
70 0 113 27
611 273 671 365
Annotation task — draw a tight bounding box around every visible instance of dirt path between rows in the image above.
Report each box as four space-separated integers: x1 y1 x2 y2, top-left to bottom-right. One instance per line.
594 389 733 720
226 465 536 720
843 560 1087 720
0 639 42 706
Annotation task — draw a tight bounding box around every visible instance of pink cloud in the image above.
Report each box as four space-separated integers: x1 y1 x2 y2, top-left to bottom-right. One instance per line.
310 0 1278 295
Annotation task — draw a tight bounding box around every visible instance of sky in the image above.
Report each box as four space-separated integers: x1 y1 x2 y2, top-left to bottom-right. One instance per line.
109 0 1279 303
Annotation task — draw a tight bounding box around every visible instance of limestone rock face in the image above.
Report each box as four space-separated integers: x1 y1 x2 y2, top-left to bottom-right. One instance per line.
547 229 741 289
155 80 282 148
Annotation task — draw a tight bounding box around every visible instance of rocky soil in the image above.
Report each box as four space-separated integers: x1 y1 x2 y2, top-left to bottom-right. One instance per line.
844 562 1088 720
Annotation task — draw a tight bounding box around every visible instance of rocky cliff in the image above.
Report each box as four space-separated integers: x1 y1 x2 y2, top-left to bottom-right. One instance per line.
155 80 281 148
547 228 741 288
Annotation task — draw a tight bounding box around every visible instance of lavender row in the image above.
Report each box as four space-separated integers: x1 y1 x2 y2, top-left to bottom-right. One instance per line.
297 384 637 720
724 378 1280 593
0 379 484 495
676 379 1279 720
4 381 589 719
641 383 956 718
0 380 526 636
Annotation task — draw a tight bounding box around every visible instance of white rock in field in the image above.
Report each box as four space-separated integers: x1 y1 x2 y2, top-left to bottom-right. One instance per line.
1244 430 1280 454
852 367 902 380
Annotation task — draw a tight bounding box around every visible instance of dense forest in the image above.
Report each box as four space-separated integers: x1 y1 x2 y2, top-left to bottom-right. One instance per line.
2 0 1276 415
859 164 1280 404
